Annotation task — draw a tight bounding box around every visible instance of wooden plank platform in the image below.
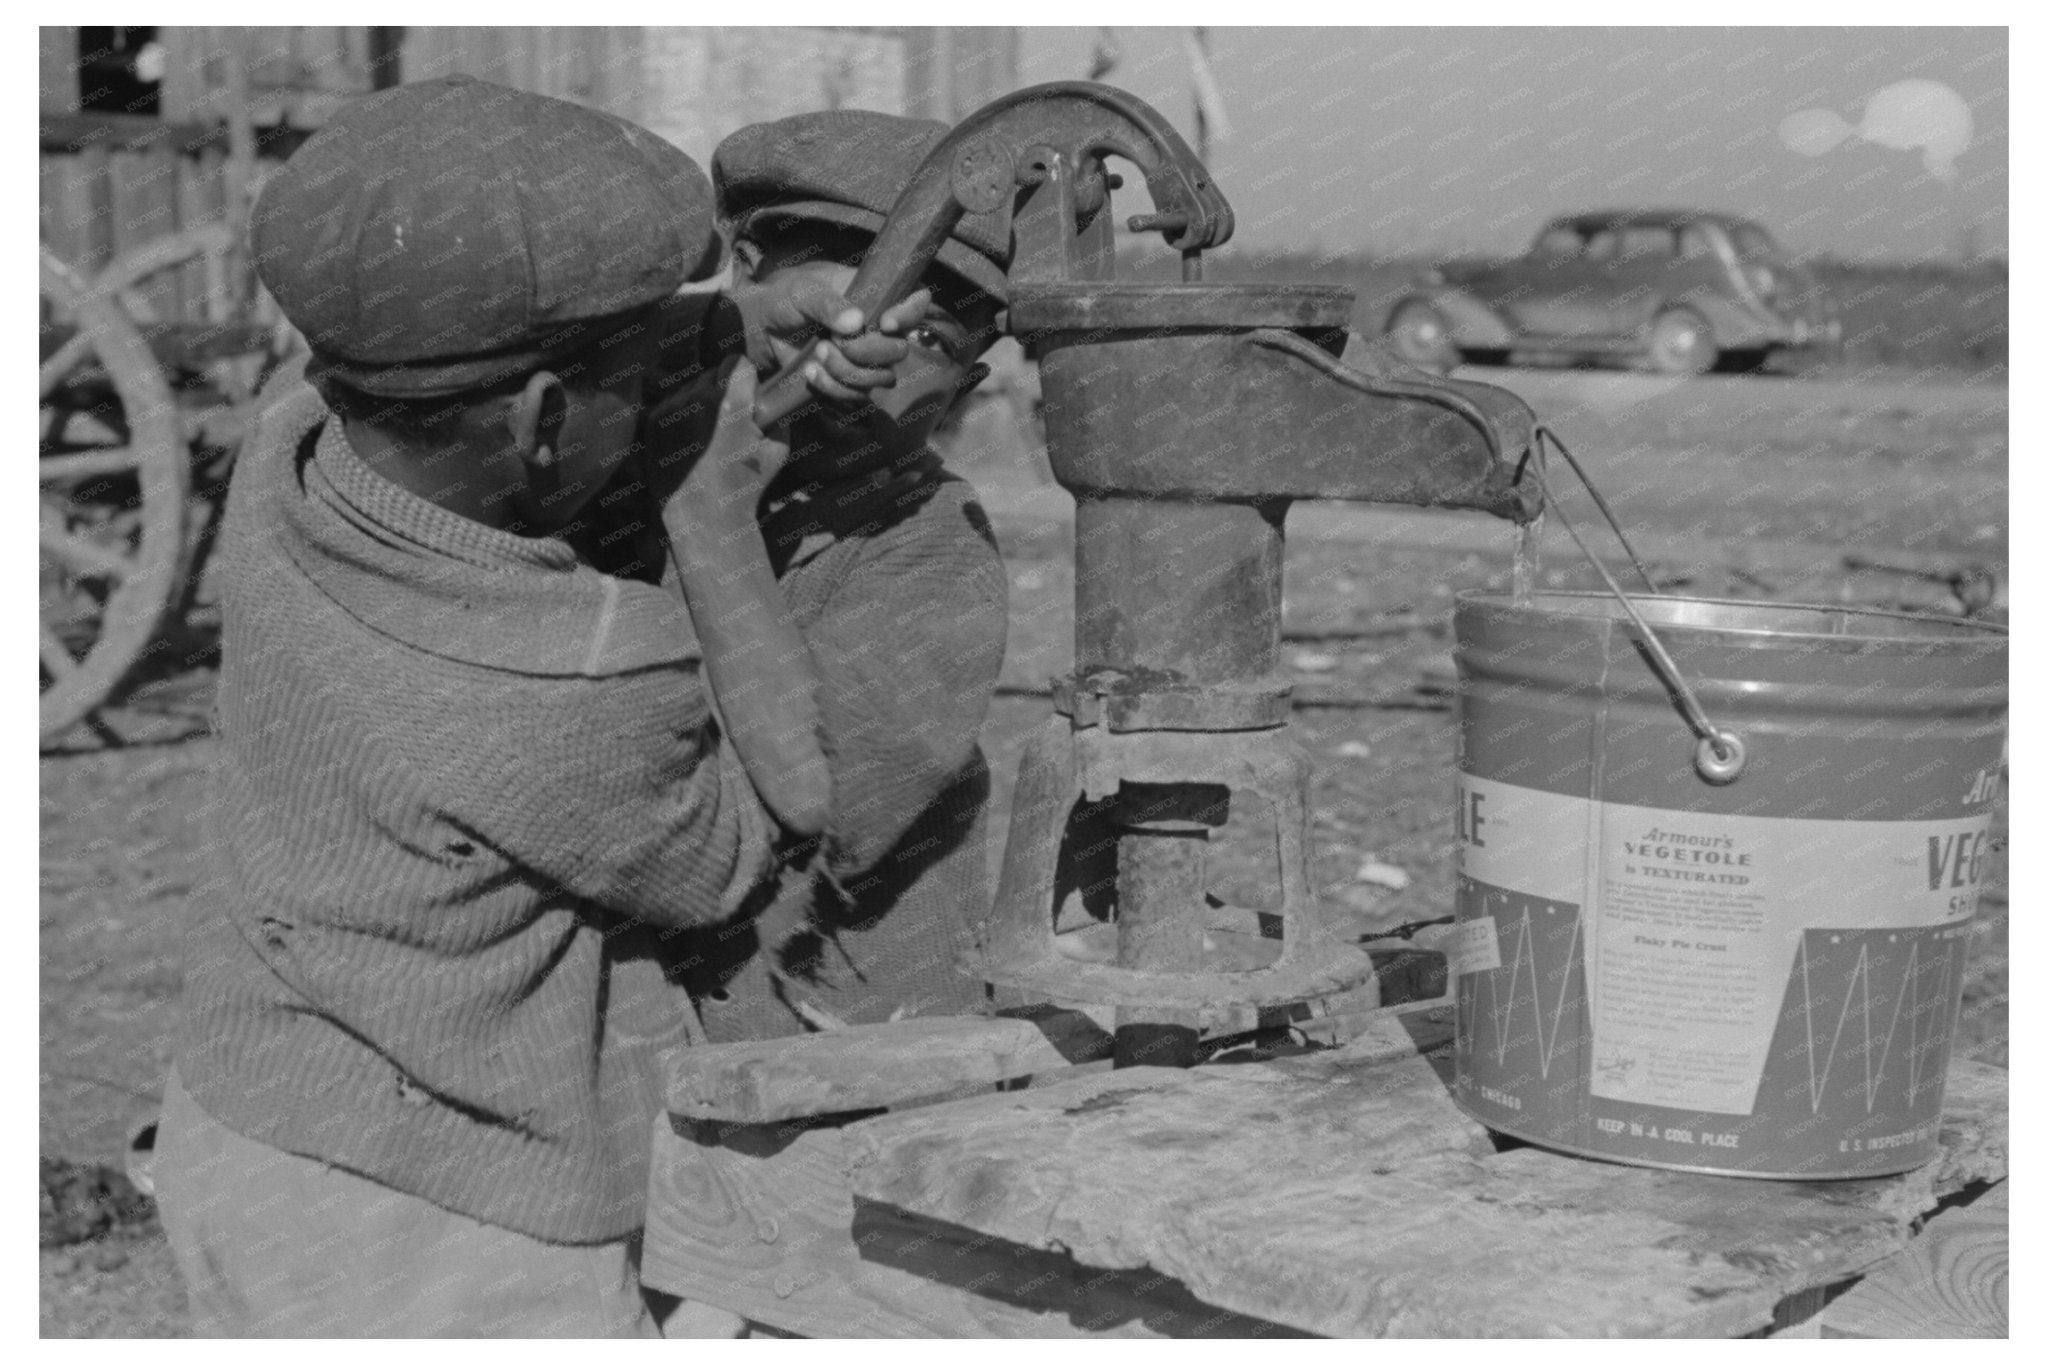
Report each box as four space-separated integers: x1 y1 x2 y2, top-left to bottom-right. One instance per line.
662 1016 1087 1124
645 1013 1149 1337
642 1110 1313 1338
1820 1180 2008 1337
840 1013 2008 1338
645 1114 1155 1336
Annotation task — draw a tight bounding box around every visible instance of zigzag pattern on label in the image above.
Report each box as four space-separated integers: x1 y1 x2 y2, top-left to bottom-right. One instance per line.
1794 928 1963 1116
1455 881 1582 1082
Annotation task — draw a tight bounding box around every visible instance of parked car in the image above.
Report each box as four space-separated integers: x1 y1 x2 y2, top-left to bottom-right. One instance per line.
1384 211 1841 374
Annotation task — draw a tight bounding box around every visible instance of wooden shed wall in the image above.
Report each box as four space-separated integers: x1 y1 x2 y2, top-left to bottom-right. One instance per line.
40 26 1021 309
633 27 910 166
339 27 1018 174
40 123 275 325
159 27 377 127
394 27 645 122
41 26 338 318
40 27 78 112
904 28 1021 124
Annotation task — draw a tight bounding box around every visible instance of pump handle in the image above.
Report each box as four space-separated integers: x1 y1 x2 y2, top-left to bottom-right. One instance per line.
751 81 1232 430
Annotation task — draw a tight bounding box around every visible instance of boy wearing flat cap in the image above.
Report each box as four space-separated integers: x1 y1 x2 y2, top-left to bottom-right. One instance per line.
667 111 1013 1044
152 77 925 1337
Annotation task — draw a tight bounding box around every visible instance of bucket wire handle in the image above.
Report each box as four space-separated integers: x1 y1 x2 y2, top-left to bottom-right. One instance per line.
1525 426 1747 784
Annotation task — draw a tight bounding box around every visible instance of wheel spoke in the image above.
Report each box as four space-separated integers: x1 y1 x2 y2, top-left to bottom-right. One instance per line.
39 447 142 483
41 513 131 580
39 330 98 400
40 622 79 679
117 289 162 325
40 245 192 744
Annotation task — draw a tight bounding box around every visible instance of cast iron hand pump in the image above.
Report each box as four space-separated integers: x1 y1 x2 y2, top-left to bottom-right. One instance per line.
766 83 1546 1065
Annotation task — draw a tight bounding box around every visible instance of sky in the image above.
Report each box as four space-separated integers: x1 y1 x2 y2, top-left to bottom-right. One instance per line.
1017 27 2008 262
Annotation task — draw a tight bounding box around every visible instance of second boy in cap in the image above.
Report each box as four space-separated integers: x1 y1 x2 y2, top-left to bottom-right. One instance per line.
671 110 1016 1041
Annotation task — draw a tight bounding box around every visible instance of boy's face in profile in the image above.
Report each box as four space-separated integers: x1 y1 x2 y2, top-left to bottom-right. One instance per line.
741 226 1000 477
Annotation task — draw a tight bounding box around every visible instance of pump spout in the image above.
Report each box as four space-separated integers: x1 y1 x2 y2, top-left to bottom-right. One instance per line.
1245 328 1545 523
1015 283 1544 523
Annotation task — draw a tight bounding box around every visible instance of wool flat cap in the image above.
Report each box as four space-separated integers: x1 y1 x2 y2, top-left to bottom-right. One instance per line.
253 75 720 397
713 111 1011 303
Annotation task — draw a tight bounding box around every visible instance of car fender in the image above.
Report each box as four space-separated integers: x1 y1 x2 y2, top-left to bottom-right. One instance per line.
1394 287 1515 348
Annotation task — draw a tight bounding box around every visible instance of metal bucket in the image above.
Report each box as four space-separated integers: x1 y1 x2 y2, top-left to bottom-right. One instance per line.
1450 591 2006 1177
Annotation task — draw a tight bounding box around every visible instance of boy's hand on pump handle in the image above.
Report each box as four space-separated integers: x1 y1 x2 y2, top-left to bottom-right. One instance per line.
738 275 939 406
639 278 936 500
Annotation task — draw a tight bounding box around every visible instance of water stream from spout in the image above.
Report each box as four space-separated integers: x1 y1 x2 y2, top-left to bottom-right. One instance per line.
1512 510 1546 605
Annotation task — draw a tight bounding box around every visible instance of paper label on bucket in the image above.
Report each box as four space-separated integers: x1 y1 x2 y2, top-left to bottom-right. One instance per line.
1454 915 1502 975
1456 773 1989 1116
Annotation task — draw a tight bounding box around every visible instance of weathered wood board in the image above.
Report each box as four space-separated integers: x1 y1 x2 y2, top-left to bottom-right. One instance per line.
661 1015 1087 1124
643 1007 1312 1337
39 110 290 327
643 1111 1170 1336
1821 1180 2008 1338
159 26 374 128
843 1014 2008 1338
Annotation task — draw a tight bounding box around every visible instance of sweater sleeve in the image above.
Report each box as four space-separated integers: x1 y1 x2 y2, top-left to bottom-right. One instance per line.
797 495 1009 877
461 668 781 931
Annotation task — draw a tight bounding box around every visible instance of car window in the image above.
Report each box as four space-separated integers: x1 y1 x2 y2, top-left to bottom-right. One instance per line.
1618 226 1673 261
1582 230 1619 262
1676 225 1717 260
1532 227 1581 258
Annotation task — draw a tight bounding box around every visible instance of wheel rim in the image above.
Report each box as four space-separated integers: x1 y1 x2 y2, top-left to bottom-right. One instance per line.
1651 312 1712 372
1391 304 1451 365
40 250 190 742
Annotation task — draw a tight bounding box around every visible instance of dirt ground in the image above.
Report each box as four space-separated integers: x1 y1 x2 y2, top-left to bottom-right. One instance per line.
39 363 2008 1336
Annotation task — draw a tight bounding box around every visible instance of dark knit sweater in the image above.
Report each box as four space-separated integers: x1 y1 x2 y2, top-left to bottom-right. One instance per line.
176 382 778 1243
679 457 1010 1041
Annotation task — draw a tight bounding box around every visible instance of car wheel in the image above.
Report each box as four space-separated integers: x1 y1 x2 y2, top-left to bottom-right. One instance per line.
1645 307 1718 375
1386 301 1457 371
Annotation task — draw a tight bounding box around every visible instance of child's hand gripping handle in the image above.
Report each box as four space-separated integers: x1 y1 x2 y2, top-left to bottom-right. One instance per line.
751 79 1238 431
751 157 979 430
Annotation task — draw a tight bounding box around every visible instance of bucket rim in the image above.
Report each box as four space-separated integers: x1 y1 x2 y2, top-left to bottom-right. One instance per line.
1448 1111 1940 1181
1454 589 2008 644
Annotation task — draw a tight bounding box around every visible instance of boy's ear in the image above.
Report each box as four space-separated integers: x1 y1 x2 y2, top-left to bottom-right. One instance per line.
729 236 764 281
507 370 569 470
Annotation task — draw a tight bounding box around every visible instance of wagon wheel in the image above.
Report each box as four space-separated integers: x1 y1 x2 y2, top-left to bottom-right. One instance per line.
40 248 190 743
91 220 292 623
96 219 283 429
